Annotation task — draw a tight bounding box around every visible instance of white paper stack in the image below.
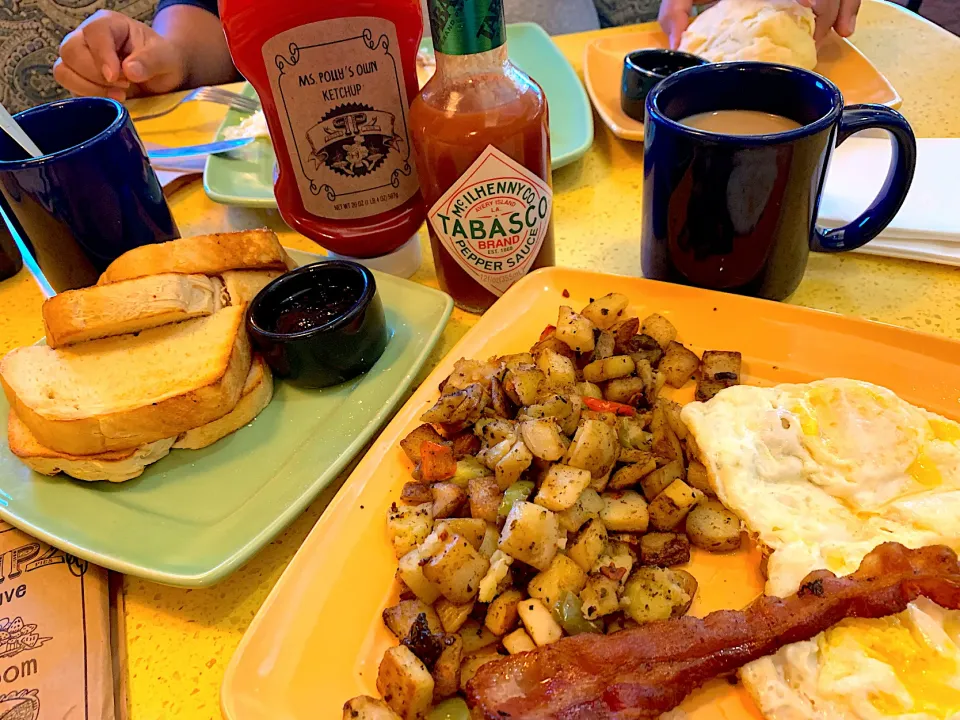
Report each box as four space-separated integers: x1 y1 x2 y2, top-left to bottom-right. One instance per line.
818 137 960 266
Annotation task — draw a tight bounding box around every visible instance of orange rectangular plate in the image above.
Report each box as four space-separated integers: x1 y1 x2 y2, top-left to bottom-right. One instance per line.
584 28 902 142
221 267 960 720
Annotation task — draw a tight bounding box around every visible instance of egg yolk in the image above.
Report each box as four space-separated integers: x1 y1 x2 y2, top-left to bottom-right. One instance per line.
790 401 819 436
930 418 960 444
824 617 960 717
908 448 943 487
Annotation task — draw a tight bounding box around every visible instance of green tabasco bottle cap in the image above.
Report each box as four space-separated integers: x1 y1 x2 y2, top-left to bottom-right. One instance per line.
428 0 507 56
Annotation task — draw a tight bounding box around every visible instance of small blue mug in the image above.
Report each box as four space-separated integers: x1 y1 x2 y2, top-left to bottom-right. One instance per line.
641 62 916 300
0 97 178 292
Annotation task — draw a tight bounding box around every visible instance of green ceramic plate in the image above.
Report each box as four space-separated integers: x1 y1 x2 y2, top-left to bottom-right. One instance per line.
0 251 452 586
204 22 594 207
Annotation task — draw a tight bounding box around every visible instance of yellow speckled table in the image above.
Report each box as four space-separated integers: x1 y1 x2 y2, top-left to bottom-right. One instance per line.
0 2 958 717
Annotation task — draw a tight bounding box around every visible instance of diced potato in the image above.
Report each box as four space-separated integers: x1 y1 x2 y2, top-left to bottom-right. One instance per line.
501 352 535 369
498 502 560 570
401 482 434 506
639 532 691 566
648 480 703 531
421 533 491 603
564 419 619 479
583 355 635 383
620 567 696 625
640 313 678 350
468 476 502 523
685 499 742 552
382 599 443 639
519 419 566 461
485 588 525 636
590 330 616 361
523 393 582 437
459 650 502 690
537 348 578 390
579 574 621 619
686 460 714 496
431 482 466 519
477 550 513 603
400 424 446 464
581 293 629 330
376 645 434 720
517 598 563 646
490 376 515 418
604 377 646 405
474 418 517 446
435 598 474 634
697 350 742 401
435 518 487 550
556 305 596 353
453 622 495 658
672 568 699 603
527 554 587 609
479 438 513 471
658 398 689 442
397 548 442 605
608 458 657 491
576 381 604 400
599 490 649 532
387 502 434 559
660 341 700 389
478 524 500 558
535 463 593 512
343 696 402 720
591 540 636 580
421 383 487 427
651 403 684 465
451 431 482 458
589 470 611 493
494 440 533 490
566 518 609 571
556 488 604 532
431 635 463 702
502 628 536 655
503 364 545 407
640 460 684 501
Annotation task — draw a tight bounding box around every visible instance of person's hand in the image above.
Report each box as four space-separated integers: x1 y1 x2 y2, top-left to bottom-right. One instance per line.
659 0 712 49
799 0 862 39
54 10 187 100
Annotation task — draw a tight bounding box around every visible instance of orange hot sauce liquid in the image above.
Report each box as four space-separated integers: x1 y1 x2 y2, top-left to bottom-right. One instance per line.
410 62 554 313
219 0 424 258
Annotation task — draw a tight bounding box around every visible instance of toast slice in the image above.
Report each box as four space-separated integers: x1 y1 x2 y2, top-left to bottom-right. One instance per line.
42 273 224 348
7 411 174 483
98 229 289 285
221 270 283 306
173 356 274 450
0 305 251 455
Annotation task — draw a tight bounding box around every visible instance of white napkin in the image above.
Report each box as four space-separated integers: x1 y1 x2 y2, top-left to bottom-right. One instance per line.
818 138 960 266
142 142 206 192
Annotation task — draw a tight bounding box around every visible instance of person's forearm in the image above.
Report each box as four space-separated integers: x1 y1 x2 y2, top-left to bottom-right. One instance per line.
153 5 239 88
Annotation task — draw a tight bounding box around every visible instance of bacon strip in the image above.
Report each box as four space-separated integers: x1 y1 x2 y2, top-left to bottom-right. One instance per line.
466 543 960 719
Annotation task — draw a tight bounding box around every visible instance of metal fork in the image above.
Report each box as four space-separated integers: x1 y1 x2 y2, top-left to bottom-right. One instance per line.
131 86 260 122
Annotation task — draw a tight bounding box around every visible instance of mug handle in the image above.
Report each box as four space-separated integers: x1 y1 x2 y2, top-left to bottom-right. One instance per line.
810 104 917 253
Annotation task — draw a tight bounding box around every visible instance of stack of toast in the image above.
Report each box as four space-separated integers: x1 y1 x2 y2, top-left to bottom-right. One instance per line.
1 230 293 482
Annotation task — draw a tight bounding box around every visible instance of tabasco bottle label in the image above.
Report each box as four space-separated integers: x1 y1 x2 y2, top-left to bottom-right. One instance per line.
428 146 552 297
261 18 419 221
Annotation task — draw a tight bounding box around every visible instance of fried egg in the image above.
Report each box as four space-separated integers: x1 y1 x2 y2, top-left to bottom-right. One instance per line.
682 379 960 720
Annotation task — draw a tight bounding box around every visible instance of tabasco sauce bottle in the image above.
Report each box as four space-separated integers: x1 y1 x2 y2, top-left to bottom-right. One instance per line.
220 0 425 271
410 0 554 313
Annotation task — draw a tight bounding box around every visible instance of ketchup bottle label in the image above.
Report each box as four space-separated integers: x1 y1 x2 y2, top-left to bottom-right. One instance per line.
427 146 552 297
261 18 419 220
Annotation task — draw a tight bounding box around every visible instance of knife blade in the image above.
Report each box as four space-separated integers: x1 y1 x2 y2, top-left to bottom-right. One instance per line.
147 137 256 159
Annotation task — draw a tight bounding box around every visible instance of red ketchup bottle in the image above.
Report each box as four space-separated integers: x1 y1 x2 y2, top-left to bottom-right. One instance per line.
220 0 425 271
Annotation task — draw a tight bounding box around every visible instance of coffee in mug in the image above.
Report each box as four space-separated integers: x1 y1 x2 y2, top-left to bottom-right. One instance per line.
679 110 801 135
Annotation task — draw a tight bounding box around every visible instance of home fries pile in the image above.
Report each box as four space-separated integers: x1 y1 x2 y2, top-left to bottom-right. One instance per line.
1 230 288 482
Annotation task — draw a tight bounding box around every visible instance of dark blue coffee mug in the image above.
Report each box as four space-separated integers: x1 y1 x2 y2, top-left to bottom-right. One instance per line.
0 97 178 292
642 62 916 300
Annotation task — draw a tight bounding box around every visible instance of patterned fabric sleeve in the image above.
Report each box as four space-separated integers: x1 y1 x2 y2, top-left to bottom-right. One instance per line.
0 0 158 113
592 0 662 27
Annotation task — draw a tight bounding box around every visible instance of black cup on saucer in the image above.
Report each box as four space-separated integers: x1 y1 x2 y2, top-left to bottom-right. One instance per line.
621 49 706 122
